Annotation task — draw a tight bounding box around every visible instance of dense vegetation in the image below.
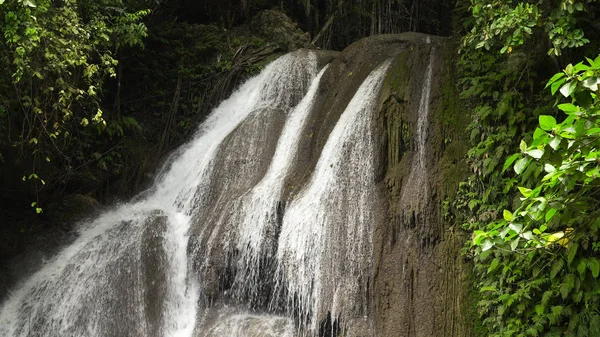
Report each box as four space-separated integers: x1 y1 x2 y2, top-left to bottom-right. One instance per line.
455 0 600 335
0 0 150 214
181 0 454 50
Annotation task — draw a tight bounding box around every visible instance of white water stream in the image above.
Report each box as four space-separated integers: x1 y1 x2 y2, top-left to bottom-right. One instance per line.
399 50 435 225
274 61 391 333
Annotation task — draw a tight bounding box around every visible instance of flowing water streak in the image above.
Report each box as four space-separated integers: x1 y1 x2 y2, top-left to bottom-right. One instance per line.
230 65 329 298
399 49 434 223
0 51 319 337
151 51 319 336
274 60 392 333
152 51 318 213
200 310 295 337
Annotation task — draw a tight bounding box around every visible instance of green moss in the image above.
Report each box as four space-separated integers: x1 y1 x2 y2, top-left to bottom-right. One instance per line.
437 42 463 129
464 265 489 336
379 51 414 171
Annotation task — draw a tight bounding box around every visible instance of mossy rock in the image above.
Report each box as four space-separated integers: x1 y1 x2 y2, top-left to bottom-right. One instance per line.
250 10 310 50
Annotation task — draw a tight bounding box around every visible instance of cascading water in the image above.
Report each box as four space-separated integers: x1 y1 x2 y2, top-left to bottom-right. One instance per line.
0 48 394 337
399 49 435 229
226 65 329 300
191 60 392 336
0 50 319 337
274 60 391 333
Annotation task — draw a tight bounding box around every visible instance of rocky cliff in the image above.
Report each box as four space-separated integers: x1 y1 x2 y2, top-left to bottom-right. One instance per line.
0 32 477 337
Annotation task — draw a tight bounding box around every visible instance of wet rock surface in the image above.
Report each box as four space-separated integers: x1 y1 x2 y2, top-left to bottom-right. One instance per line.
1 34 474 337
371 34 473 337
189 33 473 337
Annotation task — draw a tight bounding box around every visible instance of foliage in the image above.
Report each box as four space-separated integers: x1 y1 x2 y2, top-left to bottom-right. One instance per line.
169 0 454 50
0 0 149 210
118 21 271 150
469 57 600 336
456 0 600 335
476 56 600 251
464 0 599 56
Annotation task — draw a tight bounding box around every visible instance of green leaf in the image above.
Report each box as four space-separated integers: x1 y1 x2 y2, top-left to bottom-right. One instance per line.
546 72 566 88
589 258 600 278
518 186 533 198
558 103 577 113
526 149 544 159
565 64 574 75
487 258 500 274
22 0 36 7
559 81 576 97
499 226 511 239
544 163 556 173
546 231 565 244
480 285 496 292
509 223 523 233
545 208 557 221
568 243 578 265
533 127 546 140
539 115 557 131
511 237 520 251
586 128 600 136
503 153 519 173
472 230 487 245
560 282 570 299
591 316 600 335
549 137 561 150
550 258 564 278
520 140 527 152
514 157 530 174
551 78 567 95
577 259 587 276
503 209 514 221
535 304 545 315
482 239 494 251
522 230 533 240
583 77 600 91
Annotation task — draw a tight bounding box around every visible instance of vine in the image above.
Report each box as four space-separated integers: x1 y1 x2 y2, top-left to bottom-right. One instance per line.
0 0 149 211
456 0 600 335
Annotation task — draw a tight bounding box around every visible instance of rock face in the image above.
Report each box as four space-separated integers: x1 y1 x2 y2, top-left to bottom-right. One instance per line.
186 33 476 336
251 10 311 50
288 33 475 336
369 34 475 337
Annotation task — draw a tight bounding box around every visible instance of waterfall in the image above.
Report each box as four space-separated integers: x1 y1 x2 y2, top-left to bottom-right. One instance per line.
274 60 391 333
0 50 319 337
228 65 329 301
0 50 393 337
399 50 434 229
